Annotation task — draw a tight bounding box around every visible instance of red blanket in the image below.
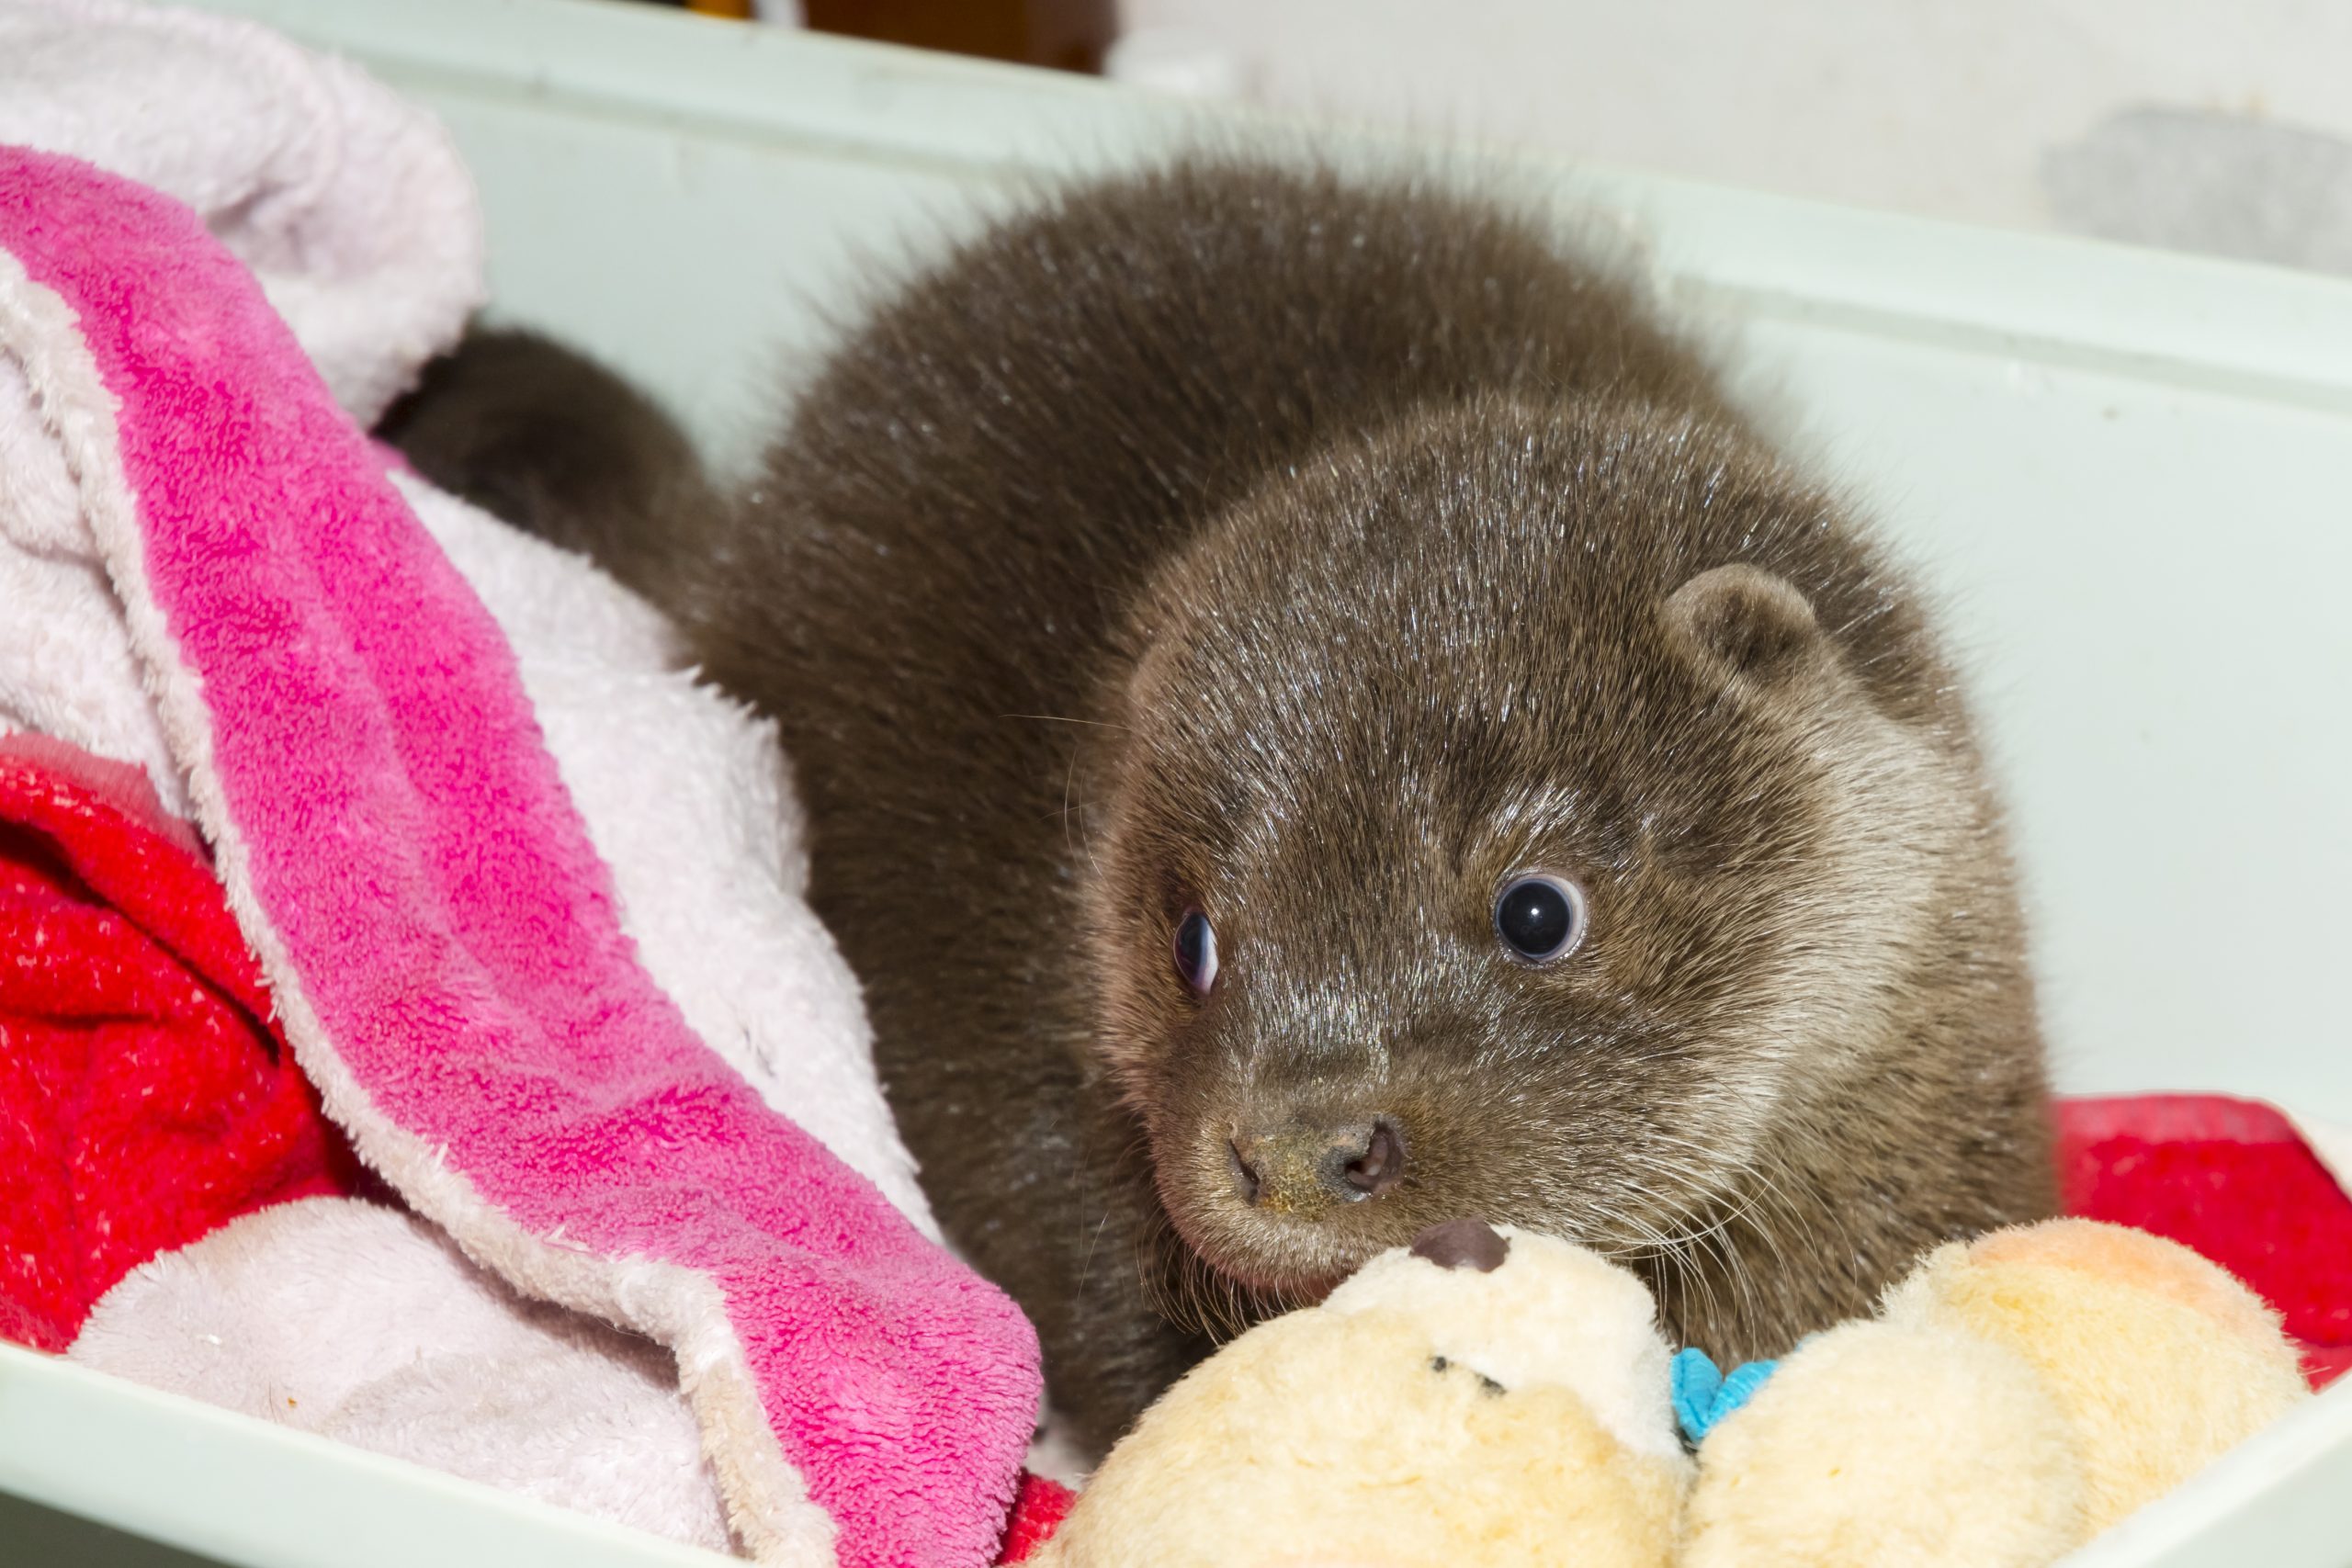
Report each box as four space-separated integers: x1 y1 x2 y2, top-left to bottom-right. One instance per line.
0 736 358 1350
2061 1093 2352 1389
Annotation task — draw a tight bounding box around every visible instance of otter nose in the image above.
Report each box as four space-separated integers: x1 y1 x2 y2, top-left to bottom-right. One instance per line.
1229 1119 1407 1212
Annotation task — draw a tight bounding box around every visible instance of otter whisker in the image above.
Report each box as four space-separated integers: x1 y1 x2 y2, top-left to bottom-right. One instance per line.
1000 713 1133 732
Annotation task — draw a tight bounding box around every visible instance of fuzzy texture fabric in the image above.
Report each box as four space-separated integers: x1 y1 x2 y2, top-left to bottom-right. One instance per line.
1322 1225 1688 1469
1682 1220 2310 1567
71 1197 734 1552
0 144 1038 1568
1 470 944 1551
1885 1220 2312 1537
0 334 188 817
1032 1215 2309 1567
406 479 933 1232
1033 1225 1690 1568
0 0 482 424
1668 1348 1778 1445
1679 1322 2085 1568
2 360 953 1547
0 0 930 1244
2058 1094 2352 1388
0 733 362 1350
0 0 482 815
70 1195 1079 1562
996 1476 1079 1565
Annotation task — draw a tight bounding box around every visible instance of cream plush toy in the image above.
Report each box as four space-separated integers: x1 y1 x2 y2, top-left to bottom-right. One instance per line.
1683 1217 2312 1566
1032 1217 2309 1568
1032 1218 1690 1568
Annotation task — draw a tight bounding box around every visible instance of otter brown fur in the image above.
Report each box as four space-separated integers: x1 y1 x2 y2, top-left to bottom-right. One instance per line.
395 157 2054 1458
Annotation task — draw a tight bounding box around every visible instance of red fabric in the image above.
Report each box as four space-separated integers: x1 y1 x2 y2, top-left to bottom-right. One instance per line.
994 1472 1077 1564
2058 1094 2352 1389
0 737 360 1350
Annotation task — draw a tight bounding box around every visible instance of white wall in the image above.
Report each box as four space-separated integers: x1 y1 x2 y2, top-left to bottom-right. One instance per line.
1114 0 2352 265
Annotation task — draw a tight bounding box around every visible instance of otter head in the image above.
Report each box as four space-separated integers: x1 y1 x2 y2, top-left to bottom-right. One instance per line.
1081 395 1983 1328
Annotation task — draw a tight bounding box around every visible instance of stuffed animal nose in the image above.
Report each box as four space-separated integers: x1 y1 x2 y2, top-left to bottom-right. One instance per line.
1229 1118 1407 1212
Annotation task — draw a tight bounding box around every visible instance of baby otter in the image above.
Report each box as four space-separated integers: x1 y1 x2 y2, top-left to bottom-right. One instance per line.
391 156 2054 1457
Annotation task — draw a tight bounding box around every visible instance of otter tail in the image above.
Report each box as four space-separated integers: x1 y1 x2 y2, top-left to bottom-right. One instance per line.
378 327 717 608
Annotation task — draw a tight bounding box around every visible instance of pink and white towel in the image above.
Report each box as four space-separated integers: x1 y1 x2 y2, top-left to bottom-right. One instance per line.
0 6 1044 1563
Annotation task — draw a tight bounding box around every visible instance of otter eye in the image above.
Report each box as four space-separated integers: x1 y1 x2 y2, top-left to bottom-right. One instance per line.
1174 909 1218 995
1493 874 1585 964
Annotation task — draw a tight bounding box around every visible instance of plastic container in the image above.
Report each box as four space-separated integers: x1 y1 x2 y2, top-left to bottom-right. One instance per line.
4 1 2347 1562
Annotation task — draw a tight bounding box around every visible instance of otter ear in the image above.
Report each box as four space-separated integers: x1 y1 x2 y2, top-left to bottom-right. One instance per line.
1663 563 1828 688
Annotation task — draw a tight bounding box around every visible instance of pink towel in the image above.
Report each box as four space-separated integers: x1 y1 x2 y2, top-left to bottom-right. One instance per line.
0 144 1039 1567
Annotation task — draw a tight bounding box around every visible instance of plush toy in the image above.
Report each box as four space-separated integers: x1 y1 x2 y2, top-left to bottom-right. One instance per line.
1031 1217 2310 1568
1030 1217 1690 1568
1683 1217 2312 1566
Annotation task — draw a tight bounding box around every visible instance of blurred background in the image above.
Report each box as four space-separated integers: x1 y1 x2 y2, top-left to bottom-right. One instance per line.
638 0 2352 278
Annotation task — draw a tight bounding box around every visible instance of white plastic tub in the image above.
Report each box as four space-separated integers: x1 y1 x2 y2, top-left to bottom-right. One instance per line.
5 0 2348 1562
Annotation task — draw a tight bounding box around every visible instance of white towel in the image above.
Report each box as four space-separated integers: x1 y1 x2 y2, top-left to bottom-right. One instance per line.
3 4 953 1546
0 0 482 423
0 0 484 813
72 1197 736 1552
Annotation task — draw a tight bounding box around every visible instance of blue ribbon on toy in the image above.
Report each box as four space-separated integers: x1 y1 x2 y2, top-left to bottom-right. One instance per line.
1670 1346 1779 1445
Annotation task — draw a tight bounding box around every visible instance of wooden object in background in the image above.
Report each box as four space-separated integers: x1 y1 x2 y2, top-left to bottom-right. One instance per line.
800 0 1114 73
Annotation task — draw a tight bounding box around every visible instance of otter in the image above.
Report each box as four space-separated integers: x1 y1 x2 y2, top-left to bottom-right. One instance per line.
388 156 2055 1459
